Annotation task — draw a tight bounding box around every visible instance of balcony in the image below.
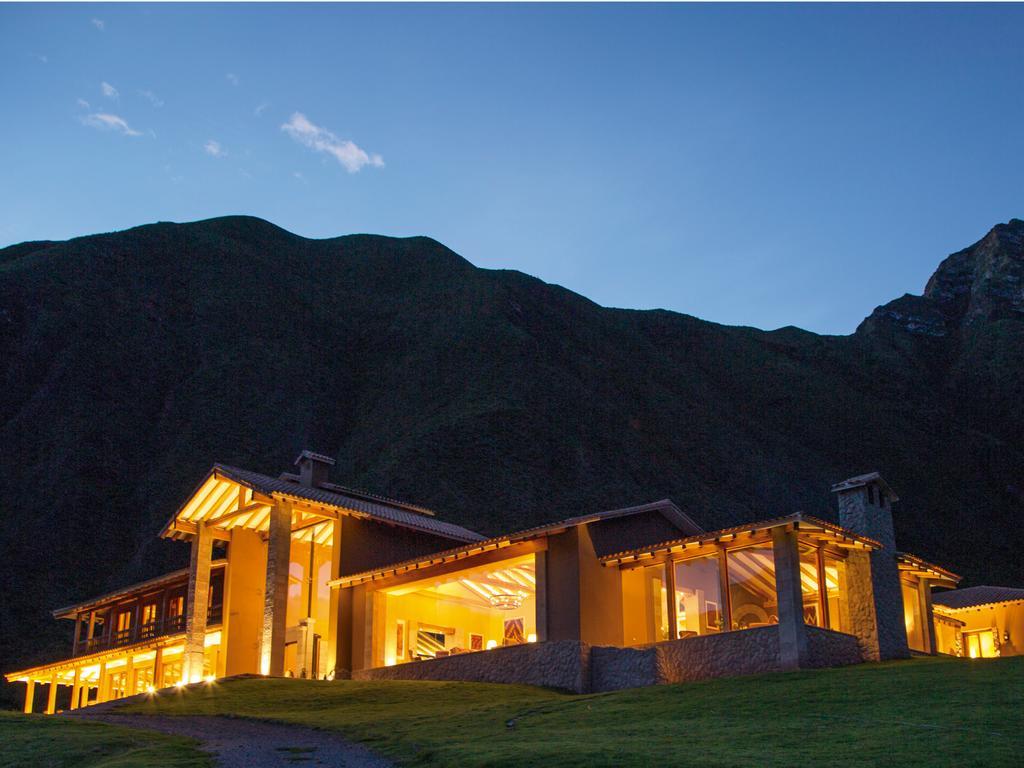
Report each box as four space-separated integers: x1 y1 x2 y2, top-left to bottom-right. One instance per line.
76 607 221 656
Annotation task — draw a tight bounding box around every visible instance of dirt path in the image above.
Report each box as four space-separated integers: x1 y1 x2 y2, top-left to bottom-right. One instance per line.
70 712 393 768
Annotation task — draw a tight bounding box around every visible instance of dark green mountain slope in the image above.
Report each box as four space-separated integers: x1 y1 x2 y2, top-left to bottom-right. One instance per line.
1 216 1021 697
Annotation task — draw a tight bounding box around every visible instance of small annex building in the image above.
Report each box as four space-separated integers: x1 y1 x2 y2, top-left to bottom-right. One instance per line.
6 456 1015 712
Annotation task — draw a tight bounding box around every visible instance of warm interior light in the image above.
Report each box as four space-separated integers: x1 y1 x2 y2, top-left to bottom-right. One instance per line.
486 639 498 650
204 675 216 684
527 633 537 643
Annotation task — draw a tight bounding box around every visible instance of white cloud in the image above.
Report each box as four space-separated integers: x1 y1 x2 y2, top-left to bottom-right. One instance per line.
91 18 105 31
254 102 269 117
140 90 164 108
81 113 142 137
204 139 226 157
226 73 239 86
76 98 90 109
101 81 119 100
281 112 384 174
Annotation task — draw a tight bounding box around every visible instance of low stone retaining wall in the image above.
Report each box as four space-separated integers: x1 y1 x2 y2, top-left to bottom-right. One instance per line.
353 639 591 693
805 625 864 668
592 626 783 692
355 626 865 694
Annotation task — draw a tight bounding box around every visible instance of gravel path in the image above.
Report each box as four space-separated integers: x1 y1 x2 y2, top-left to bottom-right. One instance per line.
70 712 394 768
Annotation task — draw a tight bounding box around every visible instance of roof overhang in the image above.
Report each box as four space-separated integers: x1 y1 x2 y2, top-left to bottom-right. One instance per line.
896 552 961 588
600 513 880 567
52 560 227 619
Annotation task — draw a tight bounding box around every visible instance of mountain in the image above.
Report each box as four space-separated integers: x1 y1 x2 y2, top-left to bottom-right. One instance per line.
1 216 1021 704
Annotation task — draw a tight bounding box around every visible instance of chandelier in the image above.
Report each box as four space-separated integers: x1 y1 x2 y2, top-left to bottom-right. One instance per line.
488 593 523 610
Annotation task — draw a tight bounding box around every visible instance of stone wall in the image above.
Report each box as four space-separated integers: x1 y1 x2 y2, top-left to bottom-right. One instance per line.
354 626 866 695
352 639 591 693
592 627 784 692
804 626 864 669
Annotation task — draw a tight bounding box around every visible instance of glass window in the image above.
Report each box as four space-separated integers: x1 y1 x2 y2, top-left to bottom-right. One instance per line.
726 545 778 630
116 610 133 632
141 603 158 625
646 564 669 643
902 581 926 652
822 552 850 633
673 555 723 638
799 545 823 627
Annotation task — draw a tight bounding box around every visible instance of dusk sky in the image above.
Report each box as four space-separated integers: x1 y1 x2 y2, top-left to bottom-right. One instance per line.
2 3 1022 334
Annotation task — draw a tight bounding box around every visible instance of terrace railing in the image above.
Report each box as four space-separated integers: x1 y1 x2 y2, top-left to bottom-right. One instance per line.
76 606 221 656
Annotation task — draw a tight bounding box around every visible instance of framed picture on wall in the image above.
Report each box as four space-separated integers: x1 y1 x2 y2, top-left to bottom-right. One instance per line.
503 617 525 645
470 633 483 651
704 601 721 632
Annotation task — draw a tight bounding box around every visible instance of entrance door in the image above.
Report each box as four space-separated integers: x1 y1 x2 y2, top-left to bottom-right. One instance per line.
964 630 996 658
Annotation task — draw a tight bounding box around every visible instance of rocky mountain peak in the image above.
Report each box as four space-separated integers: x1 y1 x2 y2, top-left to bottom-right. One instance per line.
923 218 1024 326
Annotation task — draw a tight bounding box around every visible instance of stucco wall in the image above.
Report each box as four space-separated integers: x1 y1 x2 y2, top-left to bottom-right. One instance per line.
353 639 592 693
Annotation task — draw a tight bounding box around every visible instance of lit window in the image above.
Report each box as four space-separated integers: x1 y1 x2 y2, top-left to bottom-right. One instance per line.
673 555 723 638
726 545 778 630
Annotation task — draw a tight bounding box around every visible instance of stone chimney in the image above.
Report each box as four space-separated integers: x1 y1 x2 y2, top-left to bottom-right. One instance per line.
831 472 910 660
294 450 335 488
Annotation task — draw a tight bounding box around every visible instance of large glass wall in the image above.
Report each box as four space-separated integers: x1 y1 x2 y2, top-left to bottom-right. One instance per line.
799 544 822 627
623 564 670 645
378 553 538 667
673 555 724 638
902 580 926 652
726 546 779 630
822 551 850 633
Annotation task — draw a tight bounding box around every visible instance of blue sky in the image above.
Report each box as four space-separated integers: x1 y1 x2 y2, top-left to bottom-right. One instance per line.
2 3 1022 334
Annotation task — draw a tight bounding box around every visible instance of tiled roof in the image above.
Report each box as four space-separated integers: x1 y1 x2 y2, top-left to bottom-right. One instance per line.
330 499 697 587
51 560 227 619
214 464 485 543
932 585 1024 611
600 512 881 565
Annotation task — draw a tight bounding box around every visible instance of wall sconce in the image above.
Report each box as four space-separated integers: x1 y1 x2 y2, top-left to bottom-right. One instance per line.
1004 630 1010 643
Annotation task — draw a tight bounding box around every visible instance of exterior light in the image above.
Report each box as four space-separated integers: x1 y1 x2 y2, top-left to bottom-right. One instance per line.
205 675 216 684
486 639 498 650
175 680 187 689
146 685 156 694
527 634 537 643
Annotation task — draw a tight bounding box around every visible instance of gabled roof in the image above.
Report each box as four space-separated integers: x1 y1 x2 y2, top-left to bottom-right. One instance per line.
600 512 881 566
329 499 700 588
830 472 899 502
932 585 1024 612
52 560 227 619
896 552 961 587
161 464 484 544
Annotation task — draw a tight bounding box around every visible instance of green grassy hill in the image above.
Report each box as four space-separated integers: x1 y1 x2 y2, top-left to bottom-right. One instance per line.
3 657 1017 767
1 217 1022 704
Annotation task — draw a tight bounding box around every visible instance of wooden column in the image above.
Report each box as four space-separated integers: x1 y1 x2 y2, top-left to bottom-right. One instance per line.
534 550 548 642
45 673 58 715
261 499 292 676
184 520 214 682
97 663 107 704
918 579 937 655
124 655 135 697
73 614 83 656
771 526 809 670
153 647 164 689
23 680 35 714
70 667 82 711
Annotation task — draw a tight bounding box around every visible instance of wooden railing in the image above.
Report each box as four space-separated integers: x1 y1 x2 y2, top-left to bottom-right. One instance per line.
76 608 221 656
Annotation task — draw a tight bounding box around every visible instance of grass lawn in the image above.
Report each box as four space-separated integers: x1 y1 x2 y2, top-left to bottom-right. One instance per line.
0 711 212 768
117 656 1022 767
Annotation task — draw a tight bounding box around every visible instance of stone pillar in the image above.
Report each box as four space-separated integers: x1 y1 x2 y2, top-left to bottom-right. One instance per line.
261 499 292 676
326 518 343 677
333 586 354 679
45 673 58 715
918 580 936 655
771 526 809 670
70 668 82 711
23 680 35 713
833 476 910 660
844 550 880 660
184 521 214 682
